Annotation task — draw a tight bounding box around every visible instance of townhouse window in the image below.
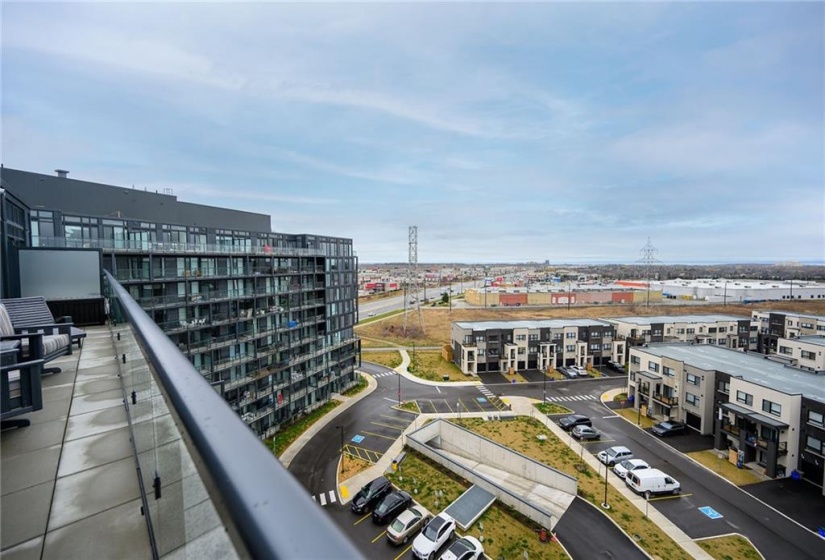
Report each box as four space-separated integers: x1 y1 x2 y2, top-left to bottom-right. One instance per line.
591 331 601 338
590 343 600 351
686 373 699 385
475 335 485 343
718 380 730 393
529 346 537 354
808 411 824 428
749 337 758 344
488 335 499 343
515 334 526 341
648 361 659 373
552 333 563 340
736 391 753 406
779 346 793 355
718 339 726 345
806 435 824 455
629 371 636 382
464 336 473 345
761 399 781 416
708 327 717 333
663 366 675 377
801 350 816 360
801 322 814 329
699 327 705 333
719 327 727 333
566 332 576 339
517 347 525 355
631 355 641 365
653 329 662 336
685 393 700 407
477 349 485 356
602 343 612 350
604 330 613 337
565 345 575 352
529 334 539 341
488 348 499 357
676 328 685 334
687 328 695 334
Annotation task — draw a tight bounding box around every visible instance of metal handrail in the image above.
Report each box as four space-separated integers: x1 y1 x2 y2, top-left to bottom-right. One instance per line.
104 271 360 559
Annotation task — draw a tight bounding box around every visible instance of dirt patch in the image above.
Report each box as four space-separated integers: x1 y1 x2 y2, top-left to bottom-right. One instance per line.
697 534 763 560
361 350 402 369
340 453 372 480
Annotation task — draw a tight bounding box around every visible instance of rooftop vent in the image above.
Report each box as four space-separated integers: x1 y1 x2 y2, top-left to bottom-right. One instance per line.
55 169 69 178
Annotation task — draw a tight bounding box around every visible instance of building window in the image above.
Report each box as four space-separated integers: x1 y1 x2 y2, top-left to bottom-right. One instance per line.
464 336 473 345
718 339 726 345
475 335 485 343
718 380 730 393
477 349 485 357
779 346 793 356
589 343 600 351
808 411 824 428
708 327 717 333
566 332 576 339
685 393 700 407
515 334 526 341
736 391 753 406
517 347 525 355
801 322 814 329
719 327 727 333
552 333 563 340
663 366 675 377
676 328 685 334
801 350 816 360
648 361 659 373
631 355 641 365
529 334 538 341
686 328 695 335
686 373 700 386
761 399 781 416
602 343 612 350
565 345 575 352
806 435 824 455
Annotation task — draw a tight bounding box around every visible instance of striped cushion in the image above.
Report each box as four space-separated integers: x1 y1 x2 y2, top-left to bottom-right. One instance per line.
20 334 70 356
0 304 14 336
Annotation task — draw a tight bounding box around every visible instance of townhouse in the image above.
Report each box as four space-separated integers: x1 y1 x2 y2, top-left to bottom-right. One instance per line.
606 314 755 351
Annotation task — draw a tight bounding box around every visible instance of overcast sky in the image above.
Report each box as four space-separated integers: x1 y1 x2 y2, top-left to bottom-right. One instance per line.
2 3 823 264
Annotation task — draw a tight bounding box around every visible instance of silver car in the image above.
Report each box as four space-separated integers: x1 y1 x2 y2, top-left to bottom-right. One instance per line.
613 458 650 479
387 505 430 545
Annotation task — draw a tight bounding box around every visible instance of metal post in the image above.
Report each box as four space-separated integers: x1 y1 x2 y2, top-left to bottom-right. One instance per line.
397 370 401 406
337 425 345 474
457 401 461 422
542 354 547 403
602 462 610 509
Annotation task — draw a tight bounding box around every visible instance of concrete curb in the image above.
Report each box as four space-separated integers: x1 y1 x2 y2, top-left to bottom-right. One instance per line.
393 349 480 387
279 373 378 468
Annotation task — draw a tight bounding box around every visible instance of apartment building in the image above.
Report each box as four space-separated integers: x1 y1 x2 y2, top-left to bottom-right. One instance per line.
627 343 825 489
775 336 825 372
607 314 755 352
751 310 825 354
0 167 360 438
451 319 624 375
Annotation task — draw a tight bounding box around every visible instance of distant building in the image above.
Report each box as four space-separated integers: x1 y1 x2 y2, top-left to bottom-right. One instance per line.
606 314 755 351
463 285 662 307
654 278 825 303
0 166 360 438
751 310 825 354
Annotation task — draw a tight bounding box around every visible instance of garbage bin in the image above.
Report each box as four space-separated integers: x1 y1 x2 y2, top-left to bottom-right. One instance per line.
442 375 449 381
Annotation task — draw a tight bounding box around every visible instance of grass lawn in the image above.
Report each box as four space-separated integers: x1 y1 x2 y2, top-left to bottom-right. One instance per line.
341 375 367 397
397 401 420 414
389 451 568 560
357 309 405 325
534 402 574 415
613 392 629 403
696 534 762 560
265 399 342 457
687 450 765 486
361 350 402 369
614 407 658 429
455 417 693 560
409 350 470 382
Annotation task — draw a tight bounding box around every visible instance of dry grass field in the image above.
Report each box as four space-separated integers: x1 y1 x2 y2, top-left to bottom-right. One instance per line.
355 301 825 347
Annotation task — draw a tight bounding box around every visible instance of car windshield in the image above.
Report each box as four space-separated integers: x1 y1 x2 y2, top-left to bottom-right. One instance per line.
662 422 675 428
450 539 471 555
619 460 634 469
376 501 388 513
423 517 444 540
390 518 405 532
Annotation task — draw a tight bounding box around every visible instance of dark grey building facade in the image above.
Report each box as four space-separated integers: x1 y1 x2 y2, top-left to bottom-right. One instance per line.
0 166 360 439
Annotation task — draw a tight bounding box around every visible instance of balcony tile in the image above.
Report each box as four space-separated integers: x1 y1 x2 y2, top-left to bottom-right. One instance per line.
64 406 128 442
1 444 61 496
0 481 54 550
0 536 43 560
42 498 150 560
57 426 134 478
68 388 124 416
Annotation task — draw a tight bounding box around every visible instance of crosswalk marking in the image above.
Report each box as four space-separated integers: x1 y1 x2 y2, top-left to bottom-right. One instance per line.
371 371 397 378
312 489 338 506
545 394 596 403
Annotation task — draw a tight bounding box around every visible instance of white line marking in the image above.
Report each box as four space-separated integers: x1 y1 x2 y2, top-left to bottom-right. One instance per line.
436 386 441 393
312 495 316 502
602 415 620 419
384 397 399 403
329 490 337 503
319 493 327 506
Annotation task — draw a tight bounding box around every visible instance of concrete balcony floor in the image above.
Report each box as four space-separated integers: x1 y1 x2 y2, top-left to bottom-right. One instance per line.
1 327 151 559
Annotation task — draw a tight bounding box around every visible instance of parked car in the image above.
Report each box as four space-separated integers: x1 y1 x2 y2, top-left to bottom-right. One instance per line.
350 476 392 514
569 365 588 377
368 311 376 317
558 414 592 431
607 361 624 372
387 504 431 545
571 425 601 440
439 536 484 560
412 512 456 560
373 490 413 525
556 367 572 378
613 458 650 480
625 468 681 499
597 446 633 466
651 420 688 437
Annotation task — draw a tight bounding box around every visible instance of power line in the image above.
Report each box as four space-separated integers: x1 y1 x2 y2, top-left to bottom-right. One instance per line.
403 226 424 335
636 237 661 307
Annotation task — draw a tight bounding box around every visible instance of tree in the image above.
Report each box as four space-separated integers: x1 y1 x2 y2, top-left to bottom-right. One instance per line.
440 291 449 304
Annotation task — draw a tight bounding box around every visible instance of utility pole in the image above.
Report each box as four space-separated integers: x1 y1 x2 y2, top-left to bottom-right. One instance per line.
403 226 424 335
637 238 661 307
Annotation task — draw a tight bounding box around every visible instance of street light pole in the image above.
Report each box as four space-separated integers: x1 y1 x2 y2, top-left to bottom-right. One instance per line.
602 462 610 509
397 370 401 406
337 425 345 474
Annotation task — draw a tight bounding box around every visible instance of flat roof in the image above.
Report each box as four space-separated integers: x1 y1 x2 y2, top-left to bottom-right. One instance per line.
795 336 825 347
636 344 825 404
607 314 748 326
454 319 614 330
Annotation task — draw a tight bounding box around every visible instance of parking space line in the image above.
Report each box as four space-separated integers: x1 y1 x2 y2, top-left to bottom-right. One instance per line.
394 544 413 560
371 530 387 543
649 493 693 501
319 493 327 506
371 421 405 431
379 414 409 425
443 400 454 413
354 513 372 526
362 430 399 441
467 397 485 412
328 491 337 504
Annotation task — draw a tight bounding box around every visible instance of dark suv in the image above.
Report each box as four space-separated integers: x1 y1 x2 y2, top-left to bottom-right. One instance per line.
651 420 687 437
372 490 413 524
558 414 592 431
351 476 392 514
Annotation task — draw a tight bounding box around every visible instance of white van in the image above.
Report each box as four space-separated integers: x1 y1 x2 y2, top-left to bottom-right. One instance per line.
625 468 681 499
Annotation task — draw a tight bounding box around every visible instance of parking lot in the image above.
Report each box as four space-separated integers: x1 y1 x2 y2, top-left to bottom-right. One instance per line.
345 407 417 465
413 394 504 415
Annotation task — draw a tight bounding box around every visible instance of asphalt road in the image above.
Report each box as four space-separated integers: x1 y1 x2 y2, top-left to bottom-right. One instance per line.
556 497 647 560
289 365 825 560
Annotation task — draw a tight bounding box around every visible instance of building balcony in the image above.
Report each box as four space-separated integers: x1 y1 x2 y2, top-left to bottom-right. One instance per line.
34 236 328 257
652 393 678 406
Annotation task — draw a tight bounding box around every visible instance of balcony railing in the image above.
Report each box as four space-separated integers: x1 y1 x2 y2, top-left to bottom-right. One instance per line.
104 271 360 559
36 236 328 256
653 393 679 406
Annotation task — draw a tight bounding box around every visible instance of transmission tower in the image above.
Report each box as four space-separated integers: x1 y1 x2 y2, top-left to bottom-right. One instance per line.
636 237 661 307
403 226 424 335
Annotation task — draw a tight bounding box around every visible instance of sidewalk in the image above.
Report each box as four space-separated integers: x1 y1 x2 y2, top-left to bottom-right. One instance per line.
393 348 480 387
